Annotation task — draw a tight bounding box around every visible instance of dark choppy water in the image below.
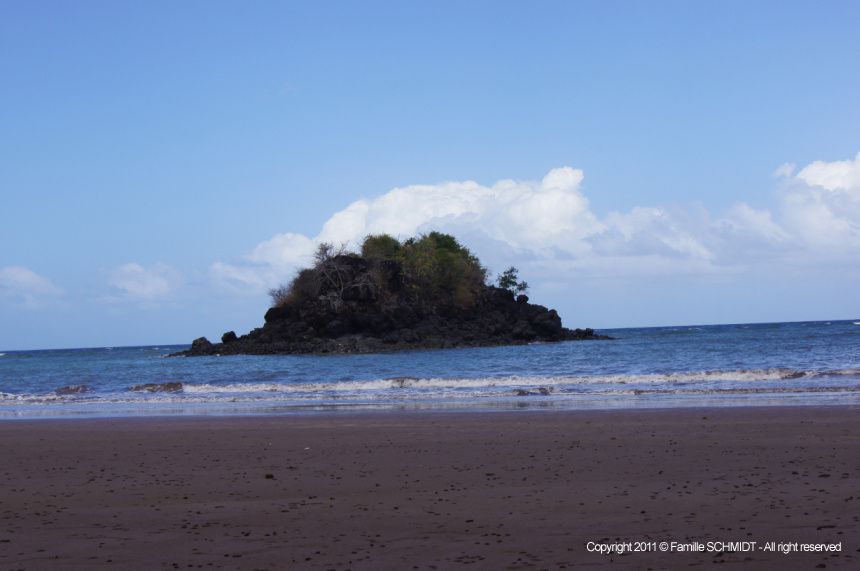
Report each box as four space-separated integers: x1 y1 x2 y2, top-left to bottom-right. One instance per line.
1 320 858 418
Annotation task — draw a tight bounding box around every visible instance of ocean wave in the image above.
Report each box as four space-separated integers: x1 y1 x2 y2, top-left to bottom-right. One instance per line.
0 391 67 403
2 384 858 407
2 368 858 407
130 382 183 393
177 368 860 394
624 386 859 395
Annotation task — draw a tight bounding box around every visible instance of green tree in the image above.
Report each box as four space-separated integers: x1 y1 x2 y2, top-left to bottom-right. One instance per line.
496 266 528 295
397 232 487 309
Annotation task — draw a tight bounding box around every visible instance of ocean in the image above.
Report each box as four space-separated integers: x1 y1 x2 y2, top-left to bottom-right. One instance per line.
1 320 858 419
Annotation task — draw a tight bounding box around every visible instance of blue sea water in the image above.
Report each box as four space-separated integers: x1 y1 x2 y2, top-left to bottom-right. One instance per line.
1 320 858 419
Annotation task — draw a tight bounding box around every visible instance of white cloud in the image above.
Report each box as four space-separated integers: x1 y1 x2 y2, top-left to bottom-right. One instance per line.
104 263 181 302
772 162 795 178
795 151 860 192
593 206 713 260
715 203 791 255
210 233 315 292
0 266 64 309
778 151 860 253
212 152 860 293
211 167 601 289
248 233 316 267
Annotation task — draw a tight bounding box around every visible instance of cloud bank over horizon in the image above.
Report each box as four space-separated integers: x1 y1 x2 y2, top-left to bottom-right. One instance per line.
3 151 858 322
211 151 860 294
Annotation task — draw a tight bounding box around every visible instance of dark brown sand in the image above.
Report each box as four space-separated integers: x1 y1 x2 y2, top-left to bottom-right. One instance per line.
1 406 857 570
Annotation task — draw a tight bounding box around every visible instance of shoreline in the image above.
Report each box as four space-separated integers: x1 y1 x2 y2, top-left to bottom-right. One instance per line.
1 405 856 569
1 394 857 421
1 402 857 426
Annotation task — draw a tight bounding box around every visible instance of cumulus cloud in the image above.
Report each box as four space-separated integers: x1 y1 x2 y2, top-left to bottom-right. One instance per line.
310 166 600 252
212 167 601 289
776 151 860 253
104 263 181 302
795 151 860 192
211 233 316 292
212 152 860 293
0 266 64 309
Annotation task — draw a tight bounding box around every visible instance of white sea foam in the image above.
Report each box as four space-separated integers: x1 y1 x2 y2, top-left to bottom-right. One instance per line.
2 368 858 408
179 368 859 395
2 383 858 408
0 392 66 403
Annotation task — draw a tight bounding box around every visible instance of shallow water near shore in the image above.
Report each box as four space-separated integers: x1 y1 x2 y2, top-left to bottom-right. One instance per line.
1 320 858 418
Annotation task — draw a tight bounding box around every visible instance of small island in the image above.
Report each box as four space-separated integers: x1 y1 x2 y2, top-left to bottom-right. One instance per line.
179 232 609 356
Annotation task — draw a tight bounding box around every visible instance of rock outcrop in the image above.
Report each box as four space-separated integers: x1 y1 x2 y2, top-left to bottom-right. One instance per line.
55 384 91 395
177 261 609 356
177 233 610 356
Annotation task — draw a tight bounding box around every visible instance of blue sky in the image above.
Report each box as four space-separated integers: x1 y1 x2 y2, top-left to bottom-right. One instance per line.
2 1 859 350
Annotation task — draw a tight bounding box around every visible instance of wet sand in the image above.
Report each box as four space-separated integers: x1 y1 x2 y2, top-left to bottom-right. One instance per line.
0 406 857 570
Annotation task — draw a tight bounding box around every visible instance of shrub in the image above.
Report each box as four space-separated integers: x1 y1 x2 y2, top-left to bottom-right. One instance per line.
269 268 321 307
267 231 505 311
361 234 401 260
268 284 291 307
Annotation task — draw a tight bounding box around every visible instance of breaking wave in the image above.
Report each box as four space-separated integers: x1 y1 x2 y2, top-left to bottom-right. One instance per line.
2 367 858 408
178 368 860 394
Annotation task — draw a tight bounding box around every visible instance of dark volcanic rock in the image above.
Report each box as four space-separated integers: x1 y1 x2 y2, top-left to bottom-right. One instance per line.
513 387 553 397
175 257 610 357
176 289 611 356
55 384 91 395
190 337 213 353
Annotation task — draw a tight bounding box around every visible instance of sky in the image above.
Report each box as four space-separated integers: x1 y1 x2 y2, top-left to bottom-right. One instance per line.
1 0 859 350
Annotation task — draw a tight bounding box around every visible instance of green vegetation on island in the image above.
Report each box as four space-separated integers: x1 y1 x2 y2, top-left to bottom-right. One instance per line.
270 232 493 312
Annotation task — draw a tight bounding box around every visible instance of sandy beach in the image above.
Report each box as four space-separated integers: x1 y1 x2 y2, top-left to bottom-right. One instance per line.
1 406 857 570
